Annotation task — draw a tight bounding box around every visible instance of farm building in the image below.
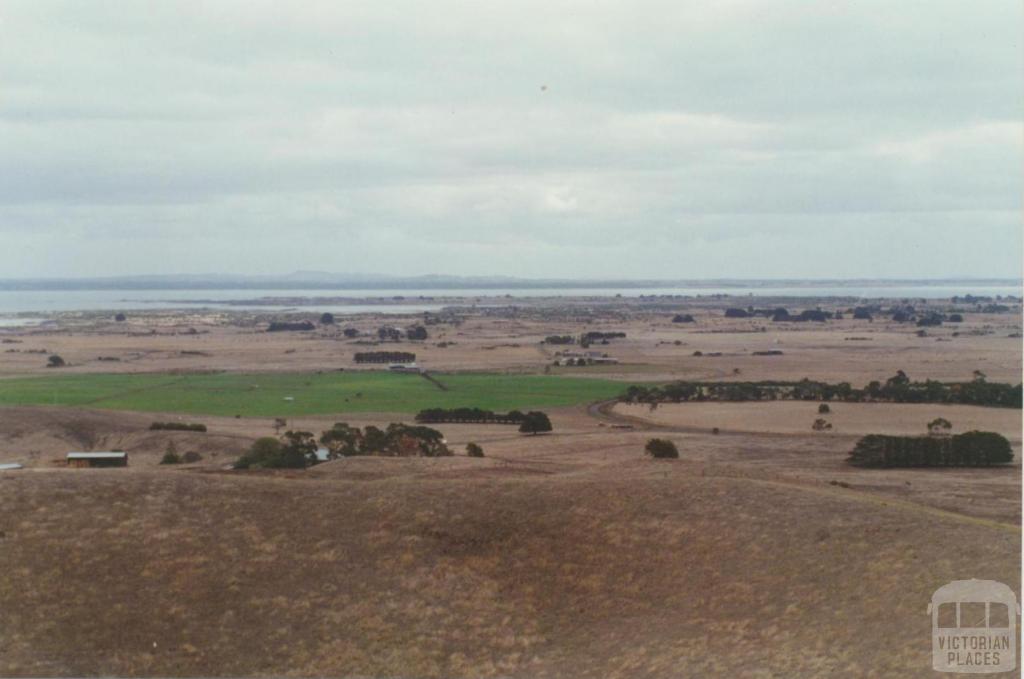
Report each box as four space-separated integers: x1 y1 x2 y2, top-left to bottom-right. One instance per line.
67 452 128 468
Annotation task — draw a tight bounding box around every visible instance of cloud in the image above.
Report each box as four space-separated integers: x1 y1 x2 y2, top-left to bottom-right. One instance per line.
0 0 1020 278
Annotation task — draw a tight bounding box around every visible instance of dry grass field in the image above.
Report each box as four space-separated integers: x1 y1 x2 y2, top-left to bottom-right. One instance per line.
0 294 1020 677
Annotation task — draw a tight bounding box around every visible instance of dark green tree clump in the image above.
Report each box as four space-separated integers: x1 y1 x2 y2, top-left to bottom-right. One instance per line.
672 314 695 323
319 422 452 458
848 431 1013 467
645 438 679 459
724 308 750 318
518 411 553 435
160 441 181 465
234 431 319 469
353 351 416 364
406 326 429 341
46 355 65 368
320 312 335 325
149 422 207 432
466 442 484 458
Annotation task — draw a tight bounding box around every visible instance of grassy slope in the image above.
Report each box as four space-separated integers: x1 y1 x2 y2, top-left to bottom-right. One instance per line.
0 372 624 417
1 468 1018 677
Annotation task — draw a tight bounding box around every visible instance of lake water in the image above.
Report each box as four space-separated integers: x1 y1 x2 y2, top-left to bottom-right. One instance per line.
0 283 1019 320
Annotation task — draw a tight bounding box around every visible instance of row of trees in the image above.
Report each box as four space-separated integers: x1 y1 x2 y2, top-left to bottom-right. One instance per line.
267 321 316 332
353 351 416 364
149 421 207 432
848 431 1013 467
416 408 528 424
621 372 1022 409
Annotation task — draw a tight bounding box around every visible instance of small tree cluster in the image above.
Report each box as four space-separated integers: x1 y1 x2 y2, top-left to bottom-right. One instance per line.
848 431 1013 467
645 438 679 459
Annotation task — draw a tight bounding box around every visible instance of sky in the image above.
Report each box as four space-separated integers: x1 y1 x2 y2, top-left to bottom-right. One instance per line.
0 1 1021 280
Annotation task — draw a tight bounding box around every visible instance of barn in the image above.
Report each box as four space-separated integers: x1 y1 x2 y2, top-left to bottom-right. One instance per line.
67 452 128 468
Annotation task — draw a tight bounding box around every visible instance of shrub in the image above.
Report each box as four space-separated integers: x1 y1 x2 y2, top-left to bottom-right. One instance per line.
342 327 360 338
724 308 749 318
46 355 65 368
466 442 484 458
320 312 335 325
927 417 952 436
114 313 127 322
672 314 695 323
818 403 831 414
645 438 679 459
812 418 833 431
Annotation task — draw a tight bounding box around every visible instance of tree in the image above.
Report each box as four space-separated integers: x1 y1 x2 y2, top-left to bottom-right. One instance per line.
114 313 127 322
466 442 484 458
518 411 553 435
319 422 363 458
160 440 181 465
645 438 679 459
342 327 359 338
47 354 65 368
927 417 952 436
273 417 287 434
818 403 831 414
279 430 318 467
406 325 428 341
234 437 283 469
320 312 335 325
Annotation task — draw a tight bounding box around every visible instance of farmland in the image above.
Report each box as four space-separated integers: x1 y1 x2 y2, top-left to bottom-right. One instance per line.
0 371 625 417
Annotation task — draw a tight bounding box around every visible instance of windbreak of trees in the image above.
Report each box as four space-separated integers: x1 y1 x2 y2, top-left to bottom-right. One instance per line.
354 351 416 364
848 431 1013 467
620 372 1022 409
267 321 315 332
581 331 626 343
416 408 529 424
149 421 207 432
319 422 451 458
544 335 576 345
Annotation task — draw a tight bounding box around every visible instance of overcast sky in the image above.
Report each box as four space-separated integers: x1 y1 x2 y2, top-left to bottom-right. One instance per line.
1 1 1021 280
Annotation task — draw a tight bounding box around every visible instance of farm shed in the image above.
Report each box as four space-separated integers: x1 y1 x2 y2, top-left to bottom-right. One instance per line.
67 452 128 468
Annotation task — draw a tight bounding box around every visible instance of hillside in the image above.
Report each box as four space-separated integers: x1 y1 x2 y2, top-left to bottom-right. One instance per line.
0 461 1018 677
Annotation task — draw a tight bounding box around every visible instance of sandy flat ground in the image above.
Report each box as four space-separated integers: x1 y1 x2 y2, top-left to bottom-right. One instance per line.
614 401 1023 440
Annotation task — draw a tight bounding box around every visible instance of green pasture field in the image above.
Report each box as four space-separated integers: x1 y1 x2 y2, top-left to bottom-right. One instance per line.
0 371 625 417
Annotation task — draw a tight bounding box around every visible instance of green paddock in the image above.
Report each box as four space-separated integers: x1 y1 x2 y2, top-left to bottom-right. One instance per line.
0 371 626 417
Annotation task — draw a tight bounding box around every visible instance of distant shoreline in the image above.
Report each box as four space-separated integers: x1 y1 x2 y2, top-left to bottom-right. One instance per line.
0 275 1020 292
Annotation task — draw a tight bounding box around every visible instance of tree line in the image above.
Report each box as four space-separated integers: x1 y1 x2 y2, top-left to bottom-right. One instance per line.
354 351 416 364
414 408 553 434
620 372 1022 409
416 407 528 424
848 431 1013 467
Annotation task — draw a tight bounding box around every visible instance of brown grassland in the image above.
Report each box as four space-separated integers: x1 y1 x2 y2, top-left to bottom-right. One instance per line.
0 294 1020 677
